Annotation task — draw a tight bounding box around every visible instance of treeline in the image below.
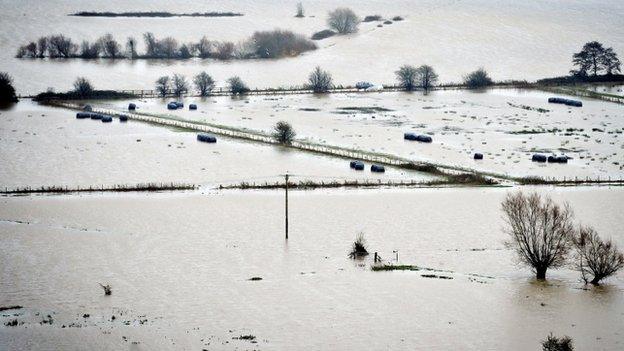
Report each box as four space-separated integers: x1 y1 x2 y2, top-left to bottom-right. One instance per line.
16 30 316 60
69 11 243 17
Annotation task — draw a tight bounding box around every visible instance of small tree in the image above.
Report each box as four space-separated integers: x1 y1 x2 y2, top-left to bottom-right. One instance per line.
541 333 573 351
272 121 296 144
601 47 621 75
464 68 494 88
228 76 249 95
73 77 94 97
327 8 360 34
395 65 418 91
307 66 333 93
195 36 213 58
295 2 305 17
193 72 215 96
0 72 19 104
502 191 574 280
155 76 170 97
171 74 188 96
126 37 138 59
573 226 624 285
416 64 438 91
98 33 121 58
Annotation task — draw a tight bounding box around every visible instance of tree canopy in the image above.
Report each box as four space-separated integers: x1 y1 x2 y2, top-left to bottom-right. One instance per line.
571 41 621 76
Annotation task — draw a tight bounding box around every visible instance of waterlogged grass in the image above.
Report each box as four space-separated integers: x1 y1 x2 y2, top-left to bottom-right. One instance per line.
1 182 196 195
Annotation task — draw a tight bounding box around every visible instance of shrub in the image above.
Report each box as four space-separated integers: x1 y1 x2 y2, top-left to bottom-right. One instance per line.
251 30 317 58
228 76 249 94
573 226 624 285
541 333 573 351
416 64 438 91
307 66 333 93
155 76 170 97
311 29 336 40
272 121 296 144
79 40 101 59
502 192 574 280
464 68 494 88
395 65 418 90
0 72 19 104
194 72 215 96
73 77 94 97
214 42 235 60
98 33 122 58
327 8 360 34
349 232 369 258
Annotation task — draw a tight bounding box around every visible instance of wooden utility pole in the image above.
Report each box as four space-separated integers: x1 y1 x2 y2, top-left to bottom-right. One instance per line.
285 173 289 240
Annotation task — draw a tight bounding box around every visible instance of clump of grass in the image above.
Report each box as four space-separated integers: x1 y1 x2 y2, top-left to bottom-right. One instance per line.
349 232 369 258
541 333 574 351
311 30 336 40
5 319 19 327
234 334 256 341
363 15 383 22
99 283 112 296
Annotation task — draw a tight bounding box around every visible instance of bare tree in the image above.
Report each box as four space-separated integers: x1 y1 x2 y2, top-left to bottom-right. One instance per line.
79 40 101 59
327 8 360 34
143 32 159 57
227 76 249 94
307 66 333 93
126 37 138 59
36 37 48 57
295 2 305 17
195 36 213 58
214 42 235 60
542 333 573 351
48 34 77 58
160 37 179 58
395 65 418 91
416 65 438 91
98 34 121 58
179 43 193 59
502 191 574 280
73 77 94 97
272 121 296 144
193 71 215 96
573 226 624 285
171 74 188 96
155 76 170 97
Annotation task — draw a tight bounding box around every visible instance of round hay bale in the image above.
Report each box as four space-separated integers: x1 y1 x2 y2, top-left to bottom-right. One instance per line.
404 132 418 141
350 161 364 170
101 116 113 123
76 112 90 119
371 164 385 173
189 103 197 110
83 105 93 111
90 113 103 120
197 133 217 143
416 135 433 143
474 153 483 160
167 102 178 110
119 114 128 122
175 101 184 108
532 154 547 162
128 103 136 110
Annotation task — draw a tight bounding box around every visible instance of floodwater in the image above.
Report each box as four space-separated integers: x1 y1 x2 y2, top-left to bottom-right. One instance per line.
1 187 623 350
101 88 624 180
1 0 623 94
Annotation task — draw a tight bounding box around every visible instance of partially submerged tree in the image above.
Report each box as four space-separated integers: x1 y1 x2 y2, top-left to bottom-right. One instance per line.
193 71 215 96
327 8 360 34
349 232 369 258
571 41 621 76
464 67 494 88
98 33 122 58
502 192 574 280
126 37 138 59
228 76 249 94
541 333 574 351
573 226 624 285
155 76 170 97
171 74 188 96
295 2 305 18
416 64 438 91
307 66 333 93
48 34 77 58
0 72 19 104
73 77 94 97
272 121 296 144
395 65 418 91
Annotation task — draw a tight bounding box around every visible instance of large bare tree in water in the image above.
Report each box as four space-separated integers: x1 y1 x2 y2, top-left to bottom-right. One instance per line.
502 192 574 280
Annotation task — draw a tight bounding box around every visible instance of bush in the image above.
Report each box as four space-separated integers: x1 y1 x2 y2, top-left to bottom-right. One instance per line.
251 30 316 58
272 121 296 144
307 66 333 93
502 192 574 280
327 8 360 34
541 334 573 351
73 77 94 97
98 33 122 58
0 72 19 104
194 71 215 96
311 29 336 41
573 226 624 285
349 232 369 258
416 64 438 91
228 76 249 94
464 68 494 88
171 74 188 96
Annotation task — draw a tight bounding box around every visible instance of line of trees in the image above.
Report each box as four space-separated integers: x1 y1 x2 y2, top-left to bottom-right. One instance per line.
154 72 251 96
16 30 317 60
503 191 624 285
395 64 439 91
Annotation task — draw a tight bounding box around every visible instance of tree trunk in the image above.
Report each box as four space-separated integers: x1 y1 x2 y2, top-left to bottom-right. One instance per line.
536 267 547 280
590 276 601 286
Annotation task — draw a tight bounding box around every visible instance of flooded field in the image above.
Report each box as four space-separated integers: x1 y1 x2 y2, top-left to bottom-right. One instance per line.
100 88 624 180
1 0 623 94
1 187 623 350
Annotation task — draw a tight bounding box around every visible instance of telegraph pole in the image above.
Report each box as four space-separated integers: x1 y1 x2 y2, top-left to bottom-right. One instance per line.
285 173 289 240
